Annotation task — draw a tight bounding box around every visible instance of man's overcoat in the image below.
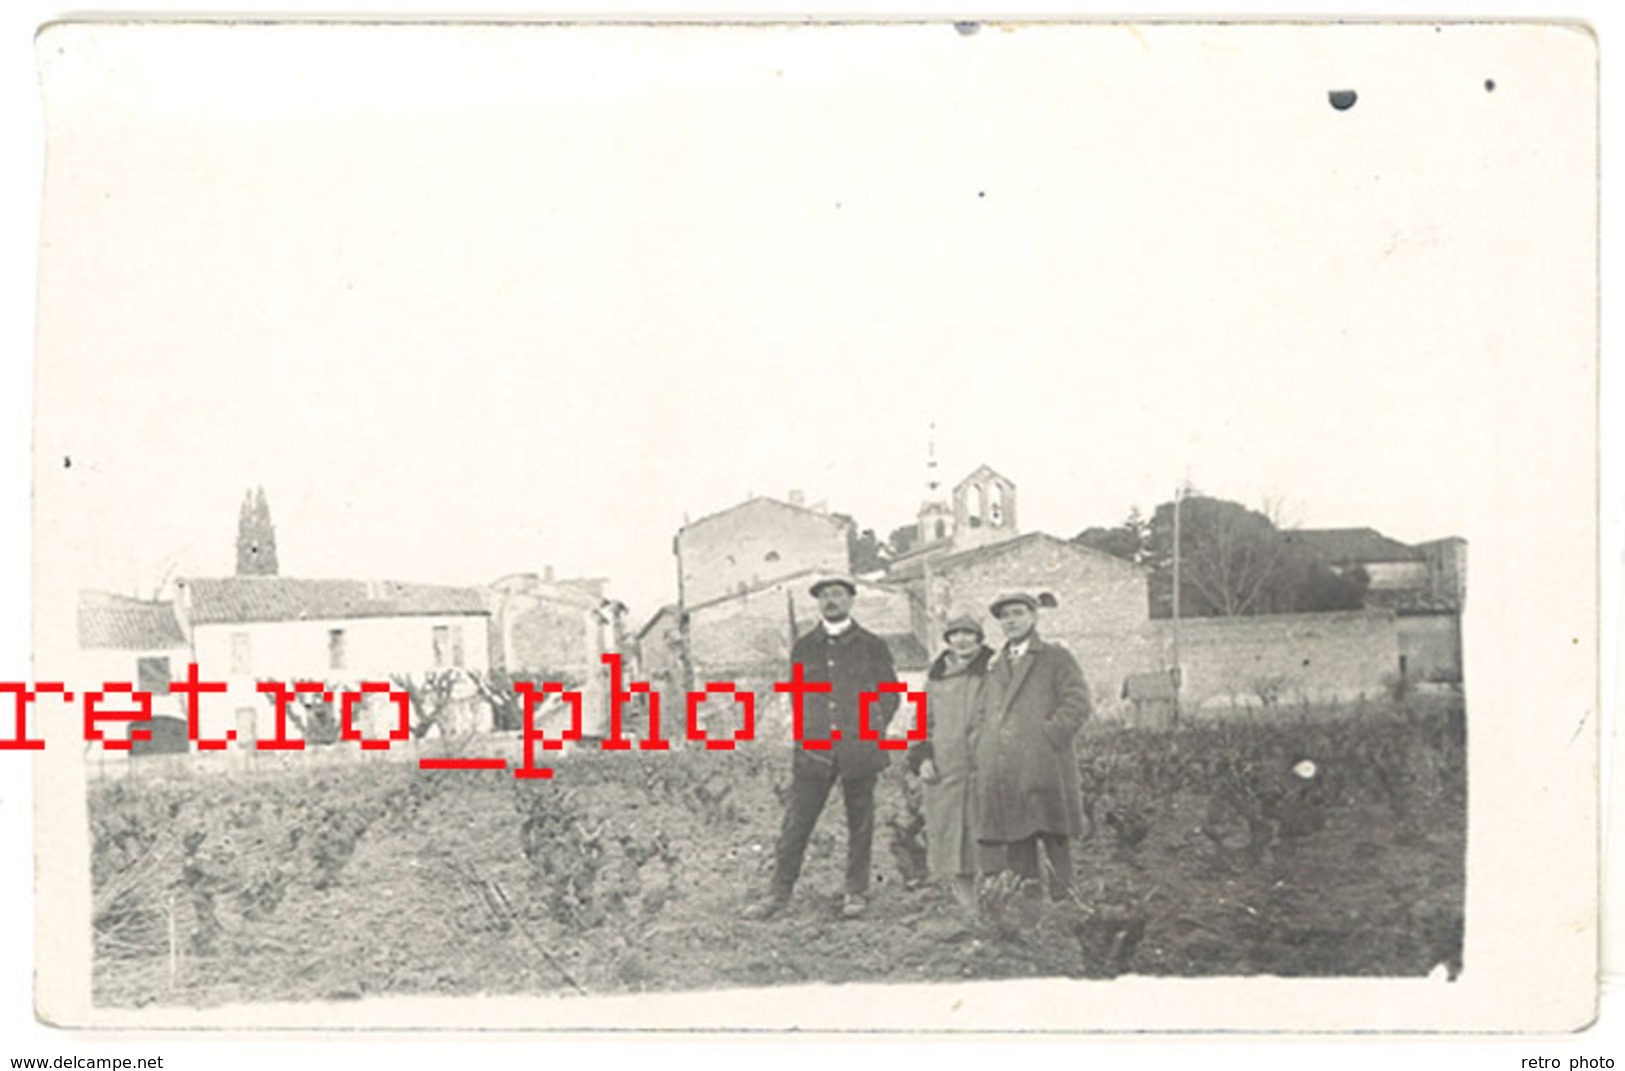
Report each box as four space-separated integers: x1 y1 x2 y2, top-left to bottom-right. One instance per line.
788 622 901 780
971 635 1092 841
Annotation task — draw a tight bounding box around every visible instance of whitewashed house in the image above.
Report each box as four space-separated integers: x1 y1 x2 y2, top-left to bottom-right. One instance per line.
75 591 193 752
172 576 493 747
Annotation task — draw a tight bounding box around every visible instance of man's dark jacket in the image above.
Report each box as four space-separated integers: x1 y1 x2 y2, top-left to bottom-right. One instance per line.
788 621 901 780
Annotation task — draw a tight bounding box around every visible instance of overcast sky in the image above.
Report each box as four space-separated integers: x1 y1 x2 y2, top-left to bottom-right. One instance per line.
32 22 1592 618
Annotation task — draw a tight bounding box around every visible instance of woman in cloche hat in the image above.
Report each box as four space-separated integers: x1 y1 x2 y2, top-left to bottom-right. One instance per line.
907 610 995 910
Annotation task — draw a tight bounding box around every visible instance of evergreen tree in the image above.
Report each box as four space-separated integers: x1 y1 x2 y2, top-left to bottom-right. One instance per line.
235 486 279 576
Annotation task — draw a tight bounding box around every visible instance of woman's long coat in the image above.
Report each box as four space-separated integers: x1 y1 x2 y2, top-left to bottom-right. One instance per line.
908 646 992 878
971 635 1092 842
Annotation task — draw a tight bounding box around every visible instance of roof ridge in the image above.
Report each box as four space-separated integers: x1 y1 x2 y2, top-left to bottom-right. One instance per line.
685 567 901 613
182 575 488 625
679 494 849 533
929 531 1146 574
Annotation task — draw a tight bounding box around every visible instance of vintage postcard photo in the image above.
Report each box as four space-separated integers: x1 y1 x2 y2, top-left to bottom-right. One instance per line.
24 19 1597 1032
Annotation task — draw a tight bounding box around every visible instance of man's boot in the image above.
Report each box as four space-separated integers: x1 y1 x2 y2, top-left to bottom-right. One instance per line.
740 890 790 921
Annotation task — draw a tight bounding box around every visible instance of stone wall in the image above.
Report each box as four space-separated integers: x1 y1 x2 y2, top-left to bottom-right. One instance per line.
1417 538 1469 608
504 597 595 674
1398 612 1463 683
1150 609 1402 713
677 498 850 607
930 536 1149 640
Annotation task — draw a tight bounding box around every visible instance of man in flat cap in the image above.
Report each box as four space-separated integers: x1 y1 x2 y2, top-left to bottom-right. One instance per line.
742 574 901 921
972 591 1091 900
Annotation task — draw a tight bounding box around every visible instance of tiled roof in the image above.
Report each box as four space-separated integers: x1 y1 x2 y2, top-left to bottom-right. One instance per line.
889 531 1146 580
685 567 910 614
679 495 849 535
1281 528 1422 563
636 603 680 639
77 591 187 650
179 577 488 626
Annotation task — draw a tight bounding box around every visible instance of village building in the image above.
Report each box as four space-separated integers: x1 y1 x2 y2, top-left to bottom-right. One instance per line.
1415 537 1469 610
664 467 1153 725
76 568 639 759
173 576 494 744
635 603 684 691
486 569 620 677
883 464 1157 706
1281 527 1467 685
673 492 851 607
1399 537 1468 684
661 492 925 733
1282 528 1427 600
75 591 193 753
486 569 626 738
888 463 1022 573
888 525 1157 712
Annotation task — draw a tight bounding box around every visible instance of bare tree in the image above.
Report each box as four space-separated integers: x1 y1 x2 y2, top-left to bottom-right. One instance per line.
391 670 465 739
1179 500 1285 616
255 679 342 745
1148 496 1285 617
469 668 584 733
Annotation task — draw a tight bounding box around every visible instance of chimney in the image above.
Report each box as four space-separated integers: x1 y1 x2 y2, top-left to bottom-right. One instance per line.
544 564 555 583
788 489 805 507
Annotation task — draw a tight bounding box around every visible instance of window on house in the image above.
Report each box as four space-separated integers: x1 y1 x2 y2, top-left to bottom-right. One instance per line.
230 632 252 675
137 656 171 696
433 624 465 669
765 550 780 563
328 629 347 671
934 519 947 541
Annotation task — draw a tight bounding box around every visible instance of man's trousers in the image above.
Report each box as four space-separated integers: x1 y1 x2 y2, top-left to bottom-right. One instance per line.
769 760 877 898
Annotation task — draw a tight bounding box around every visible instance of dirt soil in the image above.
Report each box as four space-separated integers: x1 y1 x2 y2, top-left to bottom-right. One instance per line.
89 705 1466 1006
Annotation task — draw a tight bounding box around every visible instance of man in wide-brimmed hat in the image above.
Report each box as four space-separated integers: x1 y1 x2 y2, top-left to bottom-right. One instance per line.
972 590 1091 900
741 573 900 922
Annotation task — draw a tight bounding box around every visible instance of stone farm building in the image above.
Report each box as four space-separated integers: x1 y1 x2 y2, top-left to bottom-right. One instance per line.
486 569 628 736
652 465 1466 723
674 492 852 608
